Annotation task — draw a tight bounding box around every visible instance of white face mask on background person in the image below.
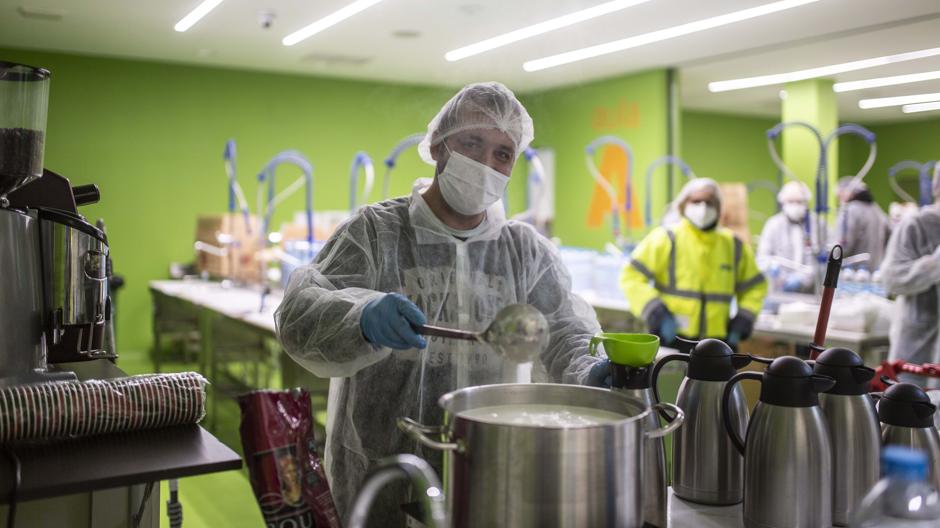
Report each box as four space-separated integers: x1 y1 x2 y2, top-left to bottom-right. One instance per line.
783 203 807 223
437 149 510 216
684 202 718 229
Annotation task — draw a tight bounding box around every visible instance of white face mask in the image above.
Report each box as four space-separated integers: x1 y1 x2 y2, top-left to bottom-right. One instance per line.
684 202 718 229
437 149 509 216
783 203 807 223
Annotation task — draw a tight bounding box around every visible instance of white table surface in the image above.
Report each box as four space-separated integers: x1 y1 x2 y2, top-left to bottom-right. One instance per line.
149 280 281 333
667 488 744 528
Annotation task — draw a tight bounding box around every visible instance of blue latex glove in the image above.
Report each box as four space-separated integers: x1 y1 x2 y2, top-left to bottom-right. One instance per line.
660 316 678 345
782 275 804 292
646 303 679 345
360 293 428 350
727 314 754 342
586 359 611 388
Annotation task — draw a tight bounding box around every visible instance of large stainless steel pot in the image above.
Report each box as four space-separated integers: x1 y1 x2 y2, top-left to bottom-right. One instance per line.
37 208 111 360
391 383 684 528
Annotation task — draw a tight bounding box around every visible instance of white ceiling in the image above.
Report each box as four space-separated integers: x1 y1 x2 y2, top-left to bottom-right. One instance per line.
2 0 940 122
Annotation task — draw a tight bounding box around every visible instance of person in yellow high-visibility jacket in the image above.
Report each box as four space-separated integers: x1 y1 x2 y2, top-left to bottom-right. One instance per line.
621 178 767 347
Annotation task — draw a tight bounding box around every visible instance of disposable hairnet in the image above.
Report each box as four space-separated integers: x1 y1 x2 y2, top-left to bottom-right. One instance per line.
836 200 891 269
675 177 722 212
838 176 867 197
275 187 601 524
778 180 811 203
418 81 534 165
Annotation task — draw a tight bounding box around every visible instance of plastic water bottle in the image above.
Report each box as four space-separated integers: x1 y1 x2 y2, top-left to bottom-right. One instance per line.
852 446 940 526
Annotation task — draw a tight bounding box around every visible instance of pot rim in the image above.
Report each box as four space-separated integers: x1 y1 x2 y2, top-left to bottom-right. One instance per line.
437 382 652 430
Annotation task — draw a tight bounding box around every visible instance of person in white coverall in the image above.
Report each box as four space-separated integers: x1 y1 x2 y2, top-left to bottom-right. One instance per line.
757 181 817 293
275 82 607 526
880 169 940 386
835 177 891 270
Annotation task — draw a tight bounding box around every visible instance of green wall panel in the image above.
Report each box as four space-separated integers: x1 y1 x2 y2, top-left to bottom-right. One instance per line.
680 110 780 241
851 118 940 209
522 69 670 250
0 47 456 355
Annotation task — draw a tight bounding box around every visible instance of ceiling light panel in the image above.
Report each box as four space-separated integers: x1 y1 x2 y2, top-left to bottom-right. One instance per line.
283 0 385 46
709 46 940 92
902 101 940 113
174 0 225 32
858 92 940 109
834 70 940 93
523 0 821 73
446 0 654 62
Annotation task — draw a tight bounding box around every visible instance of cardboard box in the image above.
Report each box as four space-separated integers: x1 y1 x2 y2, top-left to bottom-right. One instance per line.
737 335 797 408
195 213 262 283
719 183 751 243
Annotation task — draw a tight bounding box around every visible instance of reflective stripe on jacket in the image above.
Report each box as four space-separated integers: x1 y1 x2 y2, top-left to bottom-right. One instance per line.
620 218 767 339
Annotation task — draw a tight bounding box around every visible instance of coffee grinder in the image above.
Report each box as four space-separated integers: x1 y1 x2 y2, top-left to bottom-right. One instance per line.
0 60 116 386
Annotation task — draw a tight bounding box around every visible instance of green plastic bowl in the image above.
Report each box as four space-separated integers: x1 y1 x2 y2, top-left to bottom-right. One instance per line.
589 332 660 367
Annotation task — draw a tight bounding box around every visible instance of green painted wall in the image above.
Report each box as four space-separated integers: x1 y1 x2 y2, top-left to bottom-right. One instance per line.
680 110 780 240
0 47 459 356
845 118 940 209
522 69 670 250
782 79 838 213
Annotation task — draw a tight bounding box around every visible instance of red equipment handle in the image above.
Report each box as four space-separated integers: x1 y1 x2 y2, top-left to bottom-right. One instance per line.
811 245 843 360
872 359 940 391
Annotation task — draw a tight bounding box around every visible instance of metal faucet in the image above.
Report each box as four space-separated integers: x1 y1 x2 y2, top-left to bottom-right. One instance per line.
256 150 314 312
349 151 375 213
382 133 425 200
347 454 449 528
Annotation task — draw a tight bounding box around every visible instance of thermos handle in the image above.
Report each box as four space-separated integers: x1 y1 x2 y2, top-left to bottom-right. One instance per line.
645 402 685 439
650 353 691 405
398 417 461 453
722 371 763 454
748 354 773 365
673 336 698 354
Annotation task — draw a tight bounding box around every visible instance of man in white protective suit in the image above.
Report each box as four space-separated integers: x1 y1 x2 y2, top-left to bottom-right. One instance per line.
275 82 609 526
881 168 940 386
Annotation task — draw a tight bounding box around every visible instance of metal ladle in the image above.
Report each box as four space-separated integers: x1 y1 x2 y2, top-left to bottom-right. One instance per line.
416 304 550 363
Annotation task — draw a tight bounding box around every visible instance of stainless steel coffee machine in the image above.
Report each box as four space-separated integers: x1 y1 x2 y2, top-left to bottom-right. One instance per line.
0 60 115 386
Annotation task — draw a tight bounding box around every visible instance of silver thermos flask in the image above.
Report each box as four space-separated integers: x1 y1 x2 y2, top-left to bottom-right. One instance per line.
722 356 836 528
610 361 669 528
812 347 880 526
877 382 940 490
650 338 751 505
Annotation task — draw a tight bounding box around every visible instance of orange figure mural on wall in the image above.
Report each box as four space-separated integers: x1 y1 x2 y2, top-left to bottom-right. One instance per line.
586 144 643 239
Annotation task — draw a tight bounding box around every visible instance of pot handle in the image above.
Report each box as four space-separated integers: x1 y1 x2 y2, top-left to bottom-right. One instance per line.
722 371 763 454
398 417 461 452
645 402 685 438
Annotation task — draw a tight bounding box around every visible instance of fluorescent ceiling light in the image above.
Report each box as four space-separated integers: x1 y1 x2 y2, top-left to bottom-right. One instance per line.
858 92 940 109
710 46 940 92
523 0 820 73
834 70 940 93
174 0 224 32
902 101 940 114
283 0 384 46
446 0 653 62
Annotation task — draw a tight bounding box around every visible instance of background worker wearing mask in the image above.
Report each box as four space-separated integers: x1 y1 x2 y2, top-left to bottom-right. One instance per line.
880 170 940 386
836 177 891 270
275 82 604 525
621 178 768 348
757 181 816 293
